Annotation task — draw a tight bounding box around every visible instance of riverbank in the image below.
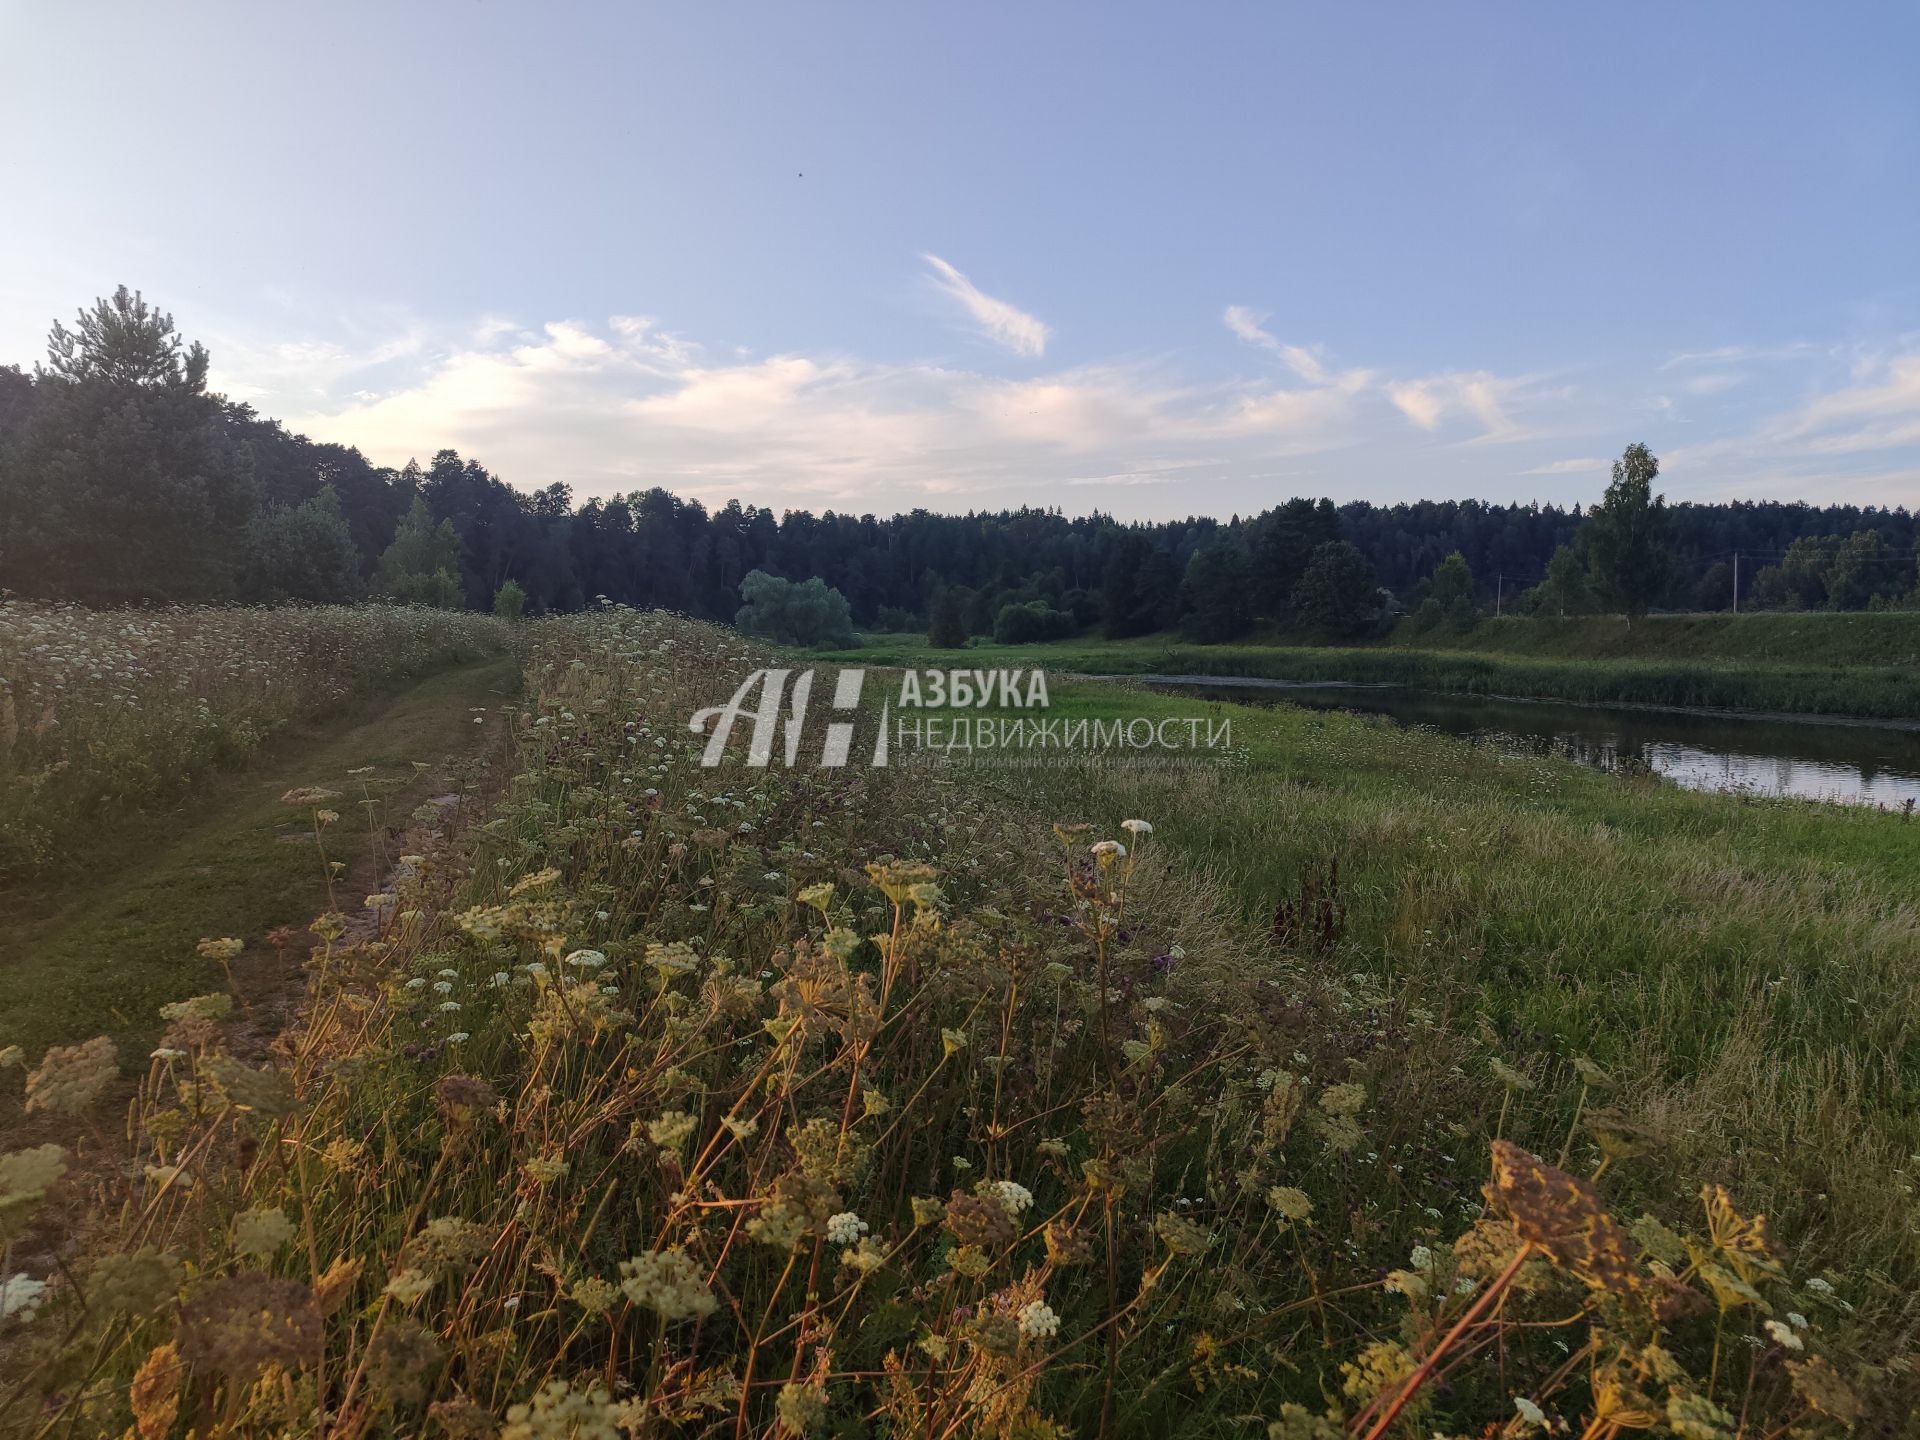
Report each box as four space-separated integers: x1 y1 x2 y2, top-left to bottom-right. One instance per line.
838 624 1920 720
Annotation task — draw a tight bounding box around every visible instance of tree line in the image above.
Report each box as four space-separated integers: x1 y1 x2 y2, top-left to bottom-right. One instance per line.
2 288 1916 640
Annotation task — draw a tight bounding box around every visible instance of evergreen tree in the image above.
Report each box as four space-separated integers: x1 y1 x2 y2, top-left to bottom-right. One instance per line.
0 287 254 601
1250 498 1341 617
1179 544 1254 642
1585 443 1675 624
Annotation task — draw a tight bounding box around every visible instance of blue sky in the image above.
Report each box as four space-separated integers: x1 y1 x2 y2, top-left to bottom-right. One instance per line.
2 1 1917 519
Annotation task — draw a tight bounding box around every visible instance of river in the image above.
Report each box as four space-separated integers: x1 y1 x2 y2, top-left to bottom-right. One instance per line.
1140 676 1920 809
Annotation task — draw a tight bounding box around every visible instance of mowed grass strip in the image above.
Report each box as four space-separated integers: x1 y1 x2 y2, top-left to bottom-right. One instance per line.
0 654 520 1057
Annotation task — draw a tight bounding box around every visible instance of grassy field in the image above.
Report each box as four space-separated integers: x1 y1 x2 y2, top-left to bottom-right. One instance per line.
0 654 520 1061
838 620 1920 720
2 608 1903 1435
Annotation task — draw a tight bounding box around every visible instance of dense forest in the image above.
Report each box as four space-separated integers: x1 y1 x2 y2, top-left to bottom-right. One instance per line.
3 289 1916 640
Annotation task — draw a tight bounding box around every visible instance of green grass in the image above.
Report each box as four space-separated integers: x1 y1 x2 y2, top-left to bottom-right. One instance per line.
832 626 1920 719
0 655 520 1058
1433 609 1920 666
911 671 1920 1302
17 612 1912 1433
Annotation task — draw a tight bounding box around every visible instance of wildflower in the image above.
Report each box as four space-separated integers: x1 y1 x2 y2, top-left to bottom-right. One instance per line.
129 1342 183 1440
988 1178 1035 1217
941 1027 968 1057
569 1276 620 1315
1266 1403 1343 1440
1490 1057 1536 1092
966 1310 1021 1355
1512 1395 1547 1428
87 1247 182 1314
1764 1318 1805 1351
1487 1140 1639 1295
1339 1339 1414 1404
1804 1276 1836 1296
279 787 341 807
1 1274 47 1323
1017 1300 1060 1340
1120 818 1152 837
312 1255 363 1316
232 1207 296 1259
383 1268 434 1303
775 1381 826 1437
0 1046 21 1068
367 1318 444 1406
1666 1390 1735 1439
796 881 834 913
1571 1055 1614 1091
24 1035 117 1116
1155 1210 1212 1256
619 1250 718 1320
195 936 244 962
945 1190 1015 1248
0 1144 68 1238
1091 839 1126 863
522 1153 568 1185
841 1236 887 1273
648 1110 698 1153
1045 1222 1093 1265
503 1379 638 1440
826 1211 868 1245
202 1053 297 1116
177 1273 323 1379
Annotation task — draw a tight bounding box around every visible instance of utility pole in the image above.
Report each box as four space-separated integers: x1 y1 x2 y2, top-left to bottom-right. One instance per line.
1732 551 1739 614
1496 573 1503 616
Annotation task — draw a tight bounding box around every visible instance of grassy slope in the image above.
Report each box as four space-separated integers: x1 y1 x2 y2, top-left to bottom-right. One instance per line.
835 618 1920 719
915 671 1920 1293
0 655 521 1058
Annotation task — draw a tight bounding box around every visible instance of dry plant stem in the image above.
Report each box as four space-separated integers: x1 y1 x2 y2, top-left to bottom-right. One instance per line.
1352 1241 1537 1440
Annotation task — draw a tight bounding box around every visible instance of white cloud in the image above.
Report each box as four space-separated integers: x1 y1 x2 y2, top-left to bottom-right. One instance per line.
1388 371 1526 443
923 254 1049 358
1519 457 1609 476
1223 304 1330 384
275 308 1454 513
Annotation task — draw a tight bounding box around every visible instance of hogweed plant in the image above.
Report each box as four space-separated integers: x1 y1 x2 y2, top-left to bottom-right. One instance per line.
0 609 1888 1436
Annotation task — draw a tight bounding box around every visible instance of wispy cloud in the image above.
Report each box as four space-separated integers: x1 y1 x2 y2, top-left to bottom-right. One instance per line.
923 254 1049 358
1223 304 1329 384
1387 372 1526 443
1519 456 1608 476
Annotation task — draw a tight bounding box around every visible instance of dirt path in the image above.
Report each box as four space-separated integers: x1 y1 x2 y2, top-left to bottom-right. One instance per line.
0 655 521 1068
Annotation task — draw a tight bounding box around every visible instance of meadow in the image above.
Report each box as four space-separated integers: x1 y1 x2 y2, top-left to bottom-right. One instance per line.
0 607 1900 1437
0 602 509 878
839 613 1920 721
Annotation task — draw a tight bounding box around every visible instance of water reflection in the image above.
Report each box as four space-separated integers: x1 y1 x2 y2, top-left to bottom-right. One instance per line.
1152 677 1920 808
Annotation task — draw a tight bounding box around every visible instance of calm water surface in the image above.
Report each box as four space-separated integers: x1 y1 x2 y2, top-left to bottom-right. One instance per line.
1144 676 1920 809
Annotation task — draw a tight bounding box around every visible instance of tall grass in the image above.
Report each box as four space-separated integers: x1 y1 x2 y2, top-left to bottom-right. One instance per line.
0 601 508 875
0 611 1888 1435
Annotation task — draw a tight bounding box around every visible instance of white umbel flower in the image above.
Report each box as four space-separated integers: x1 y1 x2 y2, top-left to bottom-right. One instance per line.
825 1211 868 1246
1017 1300 1059 1340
